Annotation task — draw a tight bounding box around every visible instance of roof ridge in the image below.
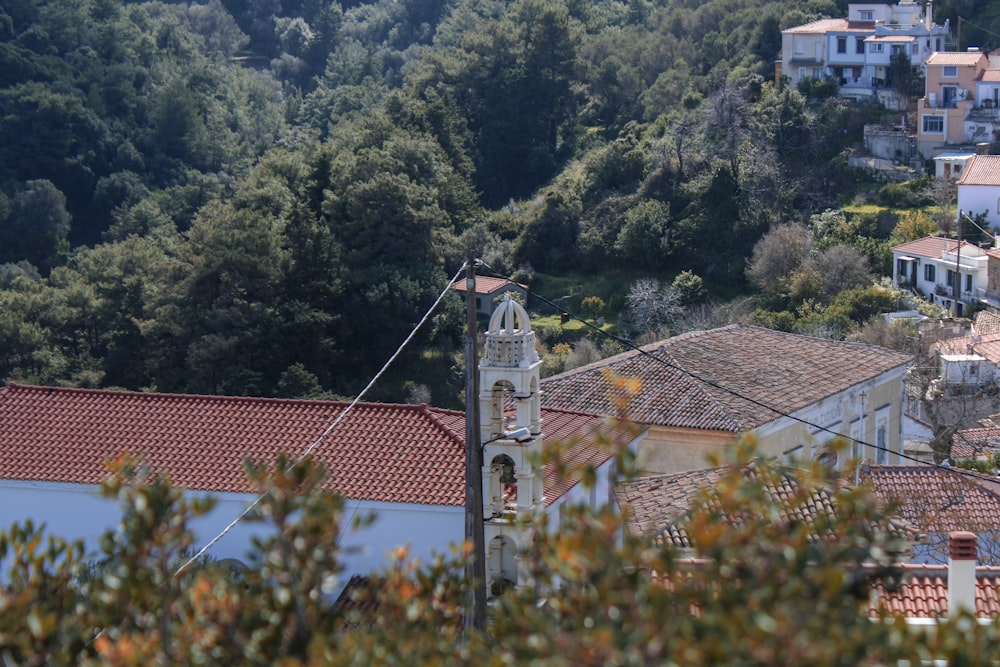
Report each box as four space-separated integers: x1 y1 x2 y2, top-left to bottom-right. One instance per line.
420 404 467 445
3 382 360 409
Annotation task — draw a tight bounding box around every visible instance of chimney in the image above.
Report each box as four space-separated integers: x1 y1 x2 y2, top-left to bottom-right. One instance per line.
925 0 932 31
948 531 978 617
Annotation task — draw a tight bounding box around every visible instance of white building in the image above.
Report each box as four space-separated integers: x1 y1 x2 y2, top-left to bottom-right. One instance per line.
957 154 1000 230
781 0 949 100
892 235 992 316
0 297 639 584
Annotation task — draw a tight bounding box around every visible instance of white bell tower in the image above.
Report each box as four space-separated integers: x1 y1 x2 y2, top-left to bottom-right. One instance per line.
479 293 543 596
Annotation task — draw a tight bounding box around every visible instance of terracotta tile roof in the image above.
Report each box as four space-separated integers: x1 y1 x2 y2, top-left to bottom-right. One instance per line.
927 52 987 66
783 18 873 34
974 311 1000 335
953 426 1000 459
614 463 840 547
0 384 614 506
891 234 970 259
449 276 526 296
871 564 1000 618
332 575 380 624
866 35 914 43
936 331 1000 362
957 154 1000 186
540 325 911 432
861 465 1000 534
977 70 1000 83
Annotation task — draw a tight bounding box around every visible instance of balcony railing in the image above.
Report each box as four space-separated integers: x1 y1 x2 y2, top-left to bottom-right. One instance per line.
976 287 1000 308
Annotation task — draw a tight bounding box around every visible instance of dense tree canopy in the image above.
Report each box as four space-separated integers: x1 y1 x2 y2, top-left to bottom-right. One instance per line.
0 0 989 396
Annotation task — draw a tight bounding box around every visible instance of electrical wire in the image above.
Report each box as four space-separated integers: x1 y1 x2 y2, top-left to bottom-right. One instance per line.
475 262 1000 486
172 261 469 578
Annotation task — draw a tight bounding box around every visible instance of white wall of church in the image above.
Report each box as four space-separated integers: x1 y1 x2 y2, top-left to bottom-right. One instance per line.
0 480 464 580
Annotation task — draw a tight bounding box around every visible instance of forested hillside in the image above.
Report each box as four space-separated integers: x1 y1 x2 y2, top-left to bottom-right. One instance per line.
0 0 996 403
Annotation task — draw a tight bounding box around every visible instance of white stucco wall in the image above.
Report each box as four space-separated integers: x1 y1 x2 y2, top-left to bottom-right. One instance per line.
0 480 464 580
958 184 1000 229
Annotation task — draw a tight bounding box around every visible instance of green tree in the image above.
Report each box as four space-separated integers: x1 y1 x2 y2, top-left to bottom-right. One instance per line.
746 222 812 298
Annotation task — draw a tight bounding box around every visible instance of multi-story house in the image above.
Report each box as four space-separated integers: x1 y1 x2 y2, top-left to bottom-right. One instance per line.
892 235 993 316
781 1 948 100
916 50 990 156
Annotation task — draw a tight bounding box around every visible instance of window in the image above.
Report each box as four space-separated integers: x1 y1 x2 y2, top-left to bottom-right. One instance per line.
897 259 907 277
891 44 904 56
924 264 936 282
876 424 887 464
943 65 957 77
997 197 1000 214
922 115 944 133
856 37 866 54
947 269 956 291
966 273 973 292
795 40 804 55
912 44 919 55
859 10 873 20
837 36 847 54
870 42 884 53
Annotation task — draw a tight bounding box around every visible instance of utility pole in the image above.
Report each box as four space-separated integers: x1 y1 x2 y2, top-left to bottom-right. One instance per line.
954 215 961 317
463 257 486 633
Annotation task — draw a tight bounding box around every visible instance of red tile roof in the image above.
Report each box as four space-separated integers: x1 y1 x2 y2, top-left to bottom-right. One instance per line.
891 235 970 259
866 35 914 43
615 463 842 547
927 52 987 66
977 70 1000 83
861 465 1000 534
953 426 1000 459
449 276 526 296
936 331 1000 362
0 384 614 506
974 311 1000 335
783 18 873 34
541 325 911 432
957 155 1000 186
872 564 1000 618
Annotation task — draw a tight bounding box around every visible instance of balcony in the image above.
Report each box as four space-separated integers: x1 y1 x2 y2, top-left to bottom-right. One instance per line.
976 287 1000 309
967 104 1000 120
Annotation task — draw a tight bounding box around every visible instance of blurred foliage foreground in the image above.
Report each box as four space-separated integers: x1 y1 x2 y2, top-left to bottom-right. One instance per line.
1 439 998 666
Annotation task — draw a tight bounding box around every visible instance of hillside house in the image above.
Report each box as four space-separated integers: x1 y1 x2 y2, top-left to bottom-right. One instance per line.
449 275 527 318
932 330 1000 393
957 154 1000 230
781 1 948 101
540 325 911 474
0 297 637 587
933 150 977 179
891 235 992 316
916 51 989 156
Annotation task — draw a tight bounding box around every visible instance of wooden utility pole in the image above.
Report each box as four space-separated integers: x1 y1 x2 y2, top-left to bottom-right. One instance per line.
463 257 486 632
955 216 961 317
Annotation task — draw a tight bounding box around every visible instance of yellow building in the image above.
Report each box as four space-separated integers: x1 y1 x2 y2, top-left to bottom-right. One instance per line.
541 325 912 474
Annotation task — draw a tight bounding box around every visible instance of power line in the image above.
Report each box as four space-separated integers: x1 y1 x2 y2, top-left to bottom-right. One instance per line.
475 263 999 486
172 262 469 578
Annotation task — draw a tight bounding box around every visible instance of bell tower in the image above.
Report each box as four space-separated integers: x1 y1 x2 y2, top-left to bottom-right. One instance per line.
479 293 543 596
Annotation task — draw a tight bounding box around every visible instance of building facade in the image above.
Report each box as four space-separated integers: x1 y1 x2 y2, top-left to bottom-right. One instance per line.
892 235 994 316
541 325 912 474
781 1 948 100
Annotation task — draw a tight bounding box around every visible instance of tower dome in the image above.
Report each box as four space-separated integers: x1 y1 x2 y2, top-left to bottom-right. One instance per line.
483 294 539 369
